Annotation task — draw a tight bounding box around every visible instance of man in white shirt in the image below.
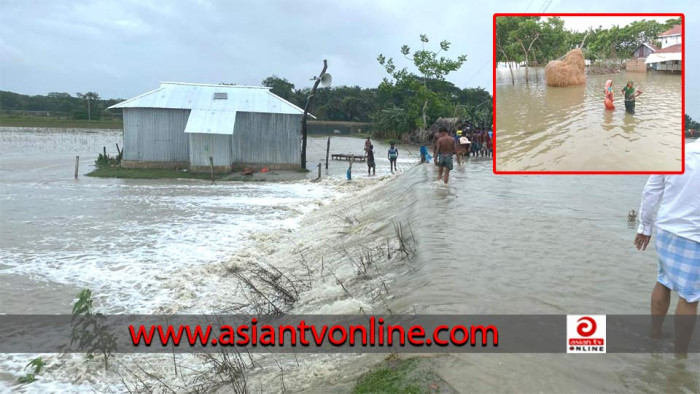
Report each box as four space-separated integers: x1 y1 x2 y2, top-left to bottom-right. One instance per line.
635 141 700 354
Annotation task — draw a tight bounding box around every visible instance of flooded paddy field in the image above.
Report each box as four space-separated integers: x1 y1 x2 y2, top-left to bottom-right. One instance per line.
0 128 697 392
496 68 683 172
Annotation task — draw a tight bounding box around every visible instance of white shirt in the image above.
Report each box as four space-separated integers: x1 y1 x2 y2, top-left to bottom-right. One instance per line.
638 141 700 243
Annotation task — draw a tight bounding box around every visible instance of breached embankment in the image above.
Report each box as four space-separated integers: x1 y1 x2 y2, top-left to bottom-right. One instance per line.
4 165 433 393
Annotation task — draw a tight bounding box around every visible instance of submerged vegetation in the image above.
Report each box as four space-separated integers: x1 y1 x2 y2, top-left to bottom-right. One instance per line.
71 289 117 370
17 358 47 385
354 357 448 394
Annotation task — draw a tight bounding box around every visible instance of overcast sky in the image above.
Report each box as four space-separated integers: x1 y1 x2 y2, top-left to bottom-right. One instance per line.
0 0 697 113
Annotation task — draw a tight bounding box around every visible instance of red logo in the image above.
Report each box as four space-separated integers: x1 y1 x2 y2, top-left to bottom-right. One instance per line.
576 316 597 337
567 315 606 353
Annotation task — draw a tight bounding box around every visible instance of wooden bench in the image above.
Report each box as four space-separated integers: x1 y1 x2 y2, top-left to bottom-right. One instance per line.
331 153 366 162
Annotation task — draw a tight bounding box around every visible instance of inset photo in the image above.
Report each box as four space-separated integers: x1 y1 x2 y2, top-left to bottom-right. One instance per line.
494 14 684 174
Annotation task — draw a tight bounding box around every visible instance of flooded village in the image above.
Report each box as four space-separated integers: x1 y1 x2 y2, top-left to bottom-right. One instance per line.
1 3 699 394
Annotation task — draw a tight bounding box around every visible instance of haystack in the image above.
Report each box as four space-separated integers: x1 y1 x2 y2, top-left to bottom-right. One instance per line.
545 48 586 87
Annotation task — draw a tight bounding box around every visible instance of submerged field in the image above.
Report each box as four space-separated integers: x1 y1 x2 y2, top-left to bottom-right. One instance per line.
496 68 682 172
1 128 698 392
0 116 123 129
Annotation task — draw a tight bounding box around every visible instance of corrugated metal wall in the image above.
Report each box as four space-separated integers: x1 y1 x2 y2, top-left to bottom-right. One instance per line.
232 112 301 164
188 133 232 167
123 108 190 162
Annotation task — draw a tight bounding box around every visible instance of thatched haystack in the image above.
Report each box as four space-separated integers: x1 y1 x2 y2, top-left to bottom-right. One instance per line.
545 48 586 87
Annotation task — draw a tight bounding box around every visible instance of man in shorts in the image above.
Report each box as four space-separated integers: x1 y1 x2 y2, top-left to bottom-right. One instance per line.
433 127 455 184
635 141 700 354
388 143 399 173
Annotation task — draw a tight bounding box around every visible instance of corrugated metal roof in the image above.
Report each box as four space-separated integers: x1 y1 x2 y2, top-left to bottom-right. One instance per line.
109 82 313 135
184 109 238 135
645 52 682 64
108 82 310 116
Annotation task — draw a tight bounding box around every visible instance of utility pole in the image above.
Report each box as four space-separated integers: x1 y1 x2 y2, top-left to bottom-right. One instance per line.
300 59 328 169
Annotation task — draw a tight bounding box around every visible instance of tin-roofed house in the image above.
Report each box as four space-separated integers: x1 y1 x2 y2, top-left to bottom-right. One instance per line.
108 82 309 172
645 25 682 73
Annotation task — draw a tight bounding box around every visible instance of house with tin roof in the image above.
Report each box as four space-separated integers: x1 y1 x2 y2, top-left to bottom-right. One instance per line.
109 82 311 172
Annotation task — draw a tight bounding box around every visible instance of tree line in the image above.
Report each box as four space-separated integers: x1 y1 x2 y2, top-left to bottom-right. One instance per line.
2 35 493 140
496 16 681 81
0 90 123 120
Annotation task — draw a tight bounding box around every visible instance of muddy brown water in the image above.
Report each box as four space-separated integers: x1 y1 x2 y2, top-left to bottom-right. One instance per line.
496 68 683 172
0 128 697 392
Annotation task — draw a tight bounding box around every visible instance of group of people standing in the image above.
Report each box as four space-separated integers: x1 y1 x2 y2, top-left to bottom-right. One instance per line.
604 80 643 114
361 124 493 183
364 137 399 176
426 125 493 184
455 127 493 161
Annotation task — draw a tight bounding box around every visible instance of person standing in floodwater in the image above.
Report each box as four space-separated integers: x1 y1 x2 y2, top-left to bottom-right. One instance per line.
364 137 372 152
388 143 399 173
434 127 455 184
604 80 615 110
622 81 643 114
366 144 376 176
635 141 700 354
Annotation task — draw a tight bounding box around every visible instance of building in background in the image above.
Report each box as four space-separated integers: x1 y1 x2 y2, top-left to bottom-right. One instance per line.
108 82 309 172
645 25 682 73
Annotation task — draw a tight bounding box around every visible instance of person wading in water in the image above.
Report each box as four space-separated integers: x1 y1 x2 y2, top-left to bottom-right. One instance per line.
622 81 643 114
433 127 455 184
635 141 700 354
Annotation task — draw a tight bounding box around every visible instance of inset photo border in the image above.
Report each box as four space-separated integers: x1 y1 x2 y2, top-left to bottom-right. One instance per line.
492 13 685 175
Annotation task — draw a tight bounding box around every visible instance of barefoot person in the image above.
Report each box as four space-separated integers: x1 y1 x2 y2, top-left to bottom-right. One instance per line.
366 144 376 176
454 129 467 166
635 141 700 354
622 81 643 114
433 127 455 184
388 143 399 173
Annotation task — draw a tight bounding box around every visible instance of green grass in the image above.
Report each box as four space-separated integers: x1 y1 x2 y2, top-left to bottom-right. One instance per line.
354 358 438 394
0 116 123 129
86 166 271 182
87 167 214 180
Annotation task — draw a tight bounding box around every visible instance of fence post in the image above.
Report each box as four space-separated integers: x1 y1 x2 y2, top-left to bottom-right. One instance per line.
209 157 215 184
317 162 322 180
74 156 79 179
325 136 330 169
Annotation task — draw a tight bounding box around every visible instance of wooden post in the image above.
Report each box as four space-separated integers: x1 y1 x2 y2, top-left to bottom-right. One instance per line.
103 146 107 158
74 156 79 179
317 162 322 180
301 59 328 169
209 157 215 184
325 136 330 169
115 143 121 155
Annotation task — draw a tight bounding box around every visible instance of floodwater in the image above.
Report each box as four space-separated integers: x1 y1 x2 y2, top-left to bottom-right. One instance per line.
1 128 698 392
496 68 683 172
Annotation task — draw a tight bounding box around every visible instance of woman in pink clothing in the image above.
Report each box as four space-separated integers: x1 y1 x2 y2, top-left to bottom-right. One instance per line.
604 80 615 110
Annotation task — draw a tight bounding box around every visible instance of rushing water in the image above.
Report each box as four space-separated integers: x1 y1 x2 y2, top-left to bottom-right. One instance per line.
496 68 683 172
1 128 697 392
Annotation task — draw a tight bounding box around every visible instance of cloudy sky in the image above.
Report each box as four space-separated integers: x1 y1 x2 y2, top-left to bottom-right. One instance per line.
0 0 697 113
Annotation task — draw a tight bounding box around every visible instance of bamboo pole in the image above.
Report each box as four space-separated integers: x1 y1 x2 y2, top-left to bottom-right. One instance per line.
325 136 330 169
301 59 328 169
74 156 79 179
209 157 215 184
317 162 322 180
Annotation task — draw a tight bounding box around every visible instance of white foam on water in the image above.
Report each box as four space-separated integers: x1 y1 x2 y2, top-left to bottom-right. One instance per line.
1 180 342 314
